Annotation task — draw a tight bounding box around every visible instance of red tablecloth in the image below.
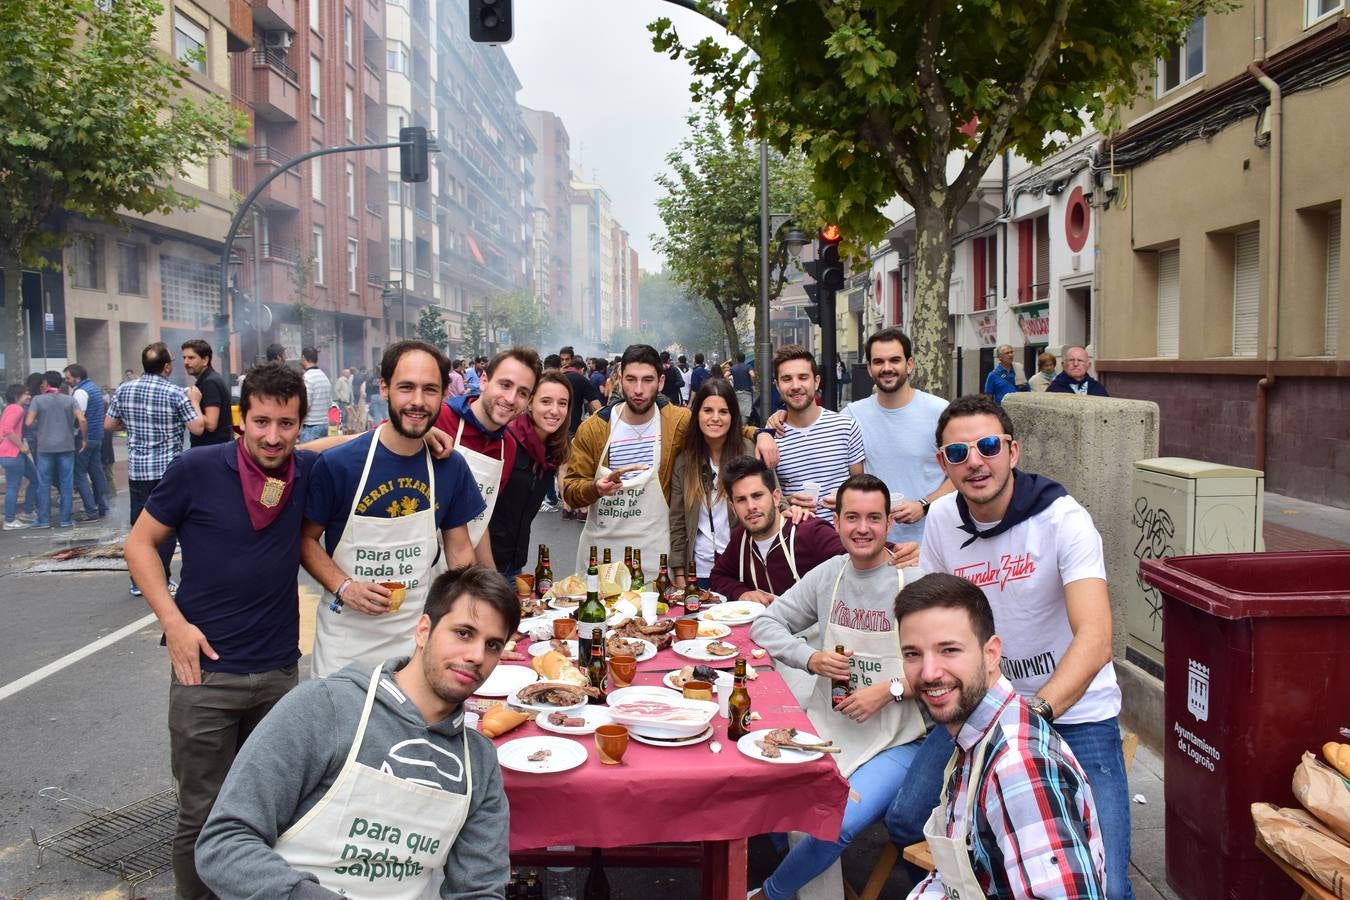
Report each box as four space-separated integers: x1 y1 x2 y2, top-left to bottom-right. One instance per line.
486 619 849 852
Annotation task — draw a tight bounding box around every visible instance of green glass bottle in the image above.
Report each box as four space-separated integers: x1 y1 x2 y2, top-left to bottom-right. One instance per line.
578 547 606 662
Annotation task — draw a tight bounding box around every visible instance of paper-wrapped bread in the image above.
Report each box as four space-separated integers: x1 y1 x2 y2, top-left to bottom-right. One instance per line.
479 706 533 738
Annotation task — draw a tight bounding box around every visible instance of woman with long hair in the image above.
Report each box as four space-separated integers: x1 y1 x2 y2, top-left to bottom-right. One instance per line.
1 384 39 528
489 370 572 576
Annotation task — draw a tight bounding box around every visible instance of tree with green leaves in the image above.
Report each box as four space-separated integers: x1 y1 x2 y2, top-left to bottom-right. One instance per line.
0 0 243 381
487 289 549 351
653 103 814 356
653 0 1223 393
464 312 486 360
415 305 449 349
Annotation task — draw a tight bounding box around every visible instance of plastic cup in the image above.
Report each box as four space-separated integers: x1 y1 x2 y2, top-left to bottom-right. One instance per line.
715 680 731 719
801 481 821 503
639 591 659 624
674 618 699 641
594 724 630 765
379 582 407 613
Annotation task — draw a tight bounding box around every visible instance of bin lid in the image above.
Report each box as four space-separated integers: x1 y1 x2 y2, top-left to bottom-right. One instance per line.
1139 551 1350 619
1134 457 1264 479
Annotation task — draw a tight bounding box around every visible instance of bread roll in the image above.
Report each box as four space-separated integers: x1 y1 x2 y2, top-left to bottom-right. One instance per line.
480 706 532 738
1324 742 1350 779
532 650 587 686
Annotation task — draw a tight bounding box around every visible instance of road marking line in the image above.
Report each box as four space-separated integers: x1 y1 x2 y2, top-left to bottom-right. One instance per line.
0 613 158 703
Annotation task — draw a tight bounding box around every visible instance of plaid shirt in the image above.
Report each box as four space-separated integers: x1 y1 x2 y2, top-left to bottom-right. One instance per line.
911 677 1107 899
108 374 198 481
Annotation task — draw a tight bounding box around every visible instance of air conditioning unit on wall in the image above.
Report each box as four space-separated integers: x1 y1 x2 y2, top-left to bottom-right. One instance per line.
263 30 293 50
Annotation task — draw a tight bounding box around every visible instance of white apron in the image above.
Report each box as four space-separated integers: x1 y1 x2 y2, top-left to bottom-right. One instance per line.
921 699 1007 900
452 417 503 547
576 409 669 570
276 664 472 899
312 427 447 679
738 521 803 596
805 564 918 778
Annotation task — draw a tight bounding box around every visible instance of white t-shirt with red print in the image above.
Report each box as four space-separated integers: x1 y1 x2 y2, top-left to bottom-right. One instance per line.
920 492 1122 726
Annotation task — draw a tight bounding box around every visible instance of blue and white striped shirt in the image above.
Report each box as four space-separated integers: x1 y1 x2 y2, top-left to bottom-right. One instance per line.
773 407 865 518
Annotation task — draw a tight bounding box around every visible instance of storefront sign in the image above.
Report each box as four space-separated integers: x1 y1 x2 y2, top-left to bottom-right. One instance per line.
1016 302 1050 343
972 312 998 347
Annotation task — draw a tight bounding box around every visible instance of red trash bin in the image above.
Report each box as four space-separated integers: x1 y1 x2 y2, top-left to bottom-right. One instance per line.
1140 550 1350 900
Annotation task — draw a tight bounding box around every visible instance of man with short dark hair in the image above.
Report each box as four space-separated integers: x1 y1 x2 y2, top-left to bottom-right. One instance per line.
181 339 234 447
107 343 206 594
689 352 710 394
729 351 755 419
299 347 333 443
27 370 86 529
62 363 109 520
265 343 286 364
196 565 516 900
562 356 602 438
895 573 1106 899
771 345 865 520
126 362 314 900
659 350 685 406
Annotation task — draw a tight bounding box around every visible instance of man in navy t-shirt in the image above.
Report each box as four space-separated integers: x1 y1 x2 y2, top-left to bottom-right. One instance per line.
126 362 313 900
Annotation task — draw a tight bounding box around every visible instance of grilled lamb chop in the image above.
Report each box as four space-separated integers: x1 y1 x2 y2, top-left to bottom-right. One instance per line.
755 739 782 759
527 748 552 762
705 640 737 657
547 711 586 727
606 636 645 658
764 727 839 753
518 682 596 706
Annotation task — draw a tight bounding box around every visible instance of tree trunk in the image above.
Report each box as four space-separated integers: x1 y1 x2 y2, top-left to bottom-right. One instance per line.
1 247 28 384
909 203 958 398
718 308 741 362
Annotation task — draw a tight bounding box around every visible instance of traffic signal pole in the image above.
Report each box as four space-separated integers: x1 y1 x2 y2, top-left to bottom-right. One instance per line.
819 284 837 411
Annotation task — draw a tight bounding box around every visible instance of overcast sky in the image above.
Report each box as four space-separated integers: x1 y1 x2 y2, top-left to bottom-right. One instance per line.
502 0 733 271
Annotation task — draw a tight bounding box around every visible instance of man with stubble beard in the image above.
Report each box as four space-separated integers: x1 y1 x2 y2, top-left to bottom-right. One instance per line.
302 341 487 679
196 566 517 900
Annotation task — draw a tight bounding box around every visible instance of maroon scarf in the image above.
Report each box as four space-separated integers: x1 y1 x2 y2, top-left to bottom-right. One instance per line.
508 414 557 472
236 440 296 531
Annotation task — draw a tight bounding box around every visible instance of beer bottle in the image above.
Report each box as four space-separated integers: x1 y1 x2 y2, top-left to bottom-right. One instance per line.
683 560 701 614
630 549 646 591
654 553 671 599
831 644 852 709
587 626 606 693
602 548 612 566
534 545 553 599
727 656 752 741
583 847 611 900
623 545 634 579
578 552 606 662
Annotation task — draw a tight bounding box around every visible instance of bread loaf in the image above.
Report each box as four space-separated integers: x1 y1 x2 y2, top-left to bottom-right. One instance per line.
531 650 588 686
479 706 533 738
1325 742 1350 780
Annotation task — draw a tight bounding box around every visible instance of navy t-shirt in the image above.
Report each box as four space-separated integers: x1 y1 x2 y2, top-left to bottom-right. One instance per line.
305 430 485 554
145 443 316 674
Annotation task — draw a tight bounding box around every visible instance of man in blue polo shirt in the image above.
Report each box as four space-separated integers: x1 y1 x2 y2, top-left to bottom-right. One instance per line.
126 362 314 900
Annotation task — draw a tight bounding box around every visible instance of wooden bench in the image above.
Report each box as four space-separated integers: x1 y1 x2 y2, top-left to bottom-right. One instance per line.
1256 836 1340 900
844 731 1138 900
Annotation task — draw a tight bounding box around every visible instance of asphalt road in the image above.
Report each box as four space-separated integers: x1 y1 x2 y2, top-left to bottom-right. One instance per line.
0 496 912 899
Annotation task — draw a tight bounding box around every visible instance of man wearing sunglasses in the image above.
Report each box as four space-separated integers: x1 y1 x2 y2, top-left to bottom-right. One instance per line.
885 394 1133 900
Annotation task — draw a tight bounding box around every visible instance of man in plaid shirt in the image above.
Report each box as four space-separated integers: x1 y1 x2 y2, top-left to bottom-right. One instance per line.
896 573 1106 899
106 341 205 596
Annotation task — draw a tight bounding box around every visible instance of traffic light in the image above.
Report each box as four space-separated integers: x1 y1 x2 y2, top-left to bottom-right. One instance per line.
229 286 254 332
399 126 429 183
469 0 512 43
815 225 845 290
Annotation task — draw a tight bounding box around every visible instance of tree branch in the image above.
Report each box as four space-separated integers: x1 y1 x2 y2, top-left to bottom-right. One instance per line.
859 108 920 201
914 0 952 175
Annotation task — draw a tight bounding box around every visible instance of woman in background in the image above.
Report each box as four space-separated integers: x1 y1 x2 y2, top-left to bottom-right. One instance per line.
1 384 39 528
1028 351 1058 391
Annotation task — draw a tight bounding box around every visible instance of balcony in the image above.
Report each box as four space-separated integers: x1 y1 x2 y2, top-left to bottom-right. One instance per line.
252 155 303 210
362 61 382 103
252 0 298 33
252 51 300 123
227 0 252 51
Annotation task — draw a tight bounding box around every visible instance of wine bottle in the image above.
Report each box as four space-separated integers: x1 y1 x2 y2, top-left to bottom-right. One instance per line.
578 550 606 662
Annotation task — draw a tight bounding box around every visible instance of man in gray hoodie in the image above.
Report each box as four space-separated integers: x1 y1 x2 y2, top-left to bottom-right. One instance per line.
196 565 519 899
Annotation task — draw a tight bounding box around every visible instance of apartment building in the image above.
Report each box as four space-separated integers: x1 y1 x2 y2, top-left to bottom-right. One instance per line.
570 176 606 344
522 108 574 332
1097 1 1349 506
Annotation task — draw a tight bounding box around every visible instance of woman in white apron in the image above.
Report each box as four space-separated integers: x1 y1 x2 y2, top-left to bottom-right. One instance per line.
757 563 927 900
312 427 447 679
276 663 472 899
576 405 669 572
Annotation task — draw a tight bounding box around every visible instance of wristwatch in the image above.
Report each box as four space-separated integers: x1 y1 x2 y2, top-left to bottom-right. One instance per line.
889 678 905 703
1027 696 1055 721
918 497 931 516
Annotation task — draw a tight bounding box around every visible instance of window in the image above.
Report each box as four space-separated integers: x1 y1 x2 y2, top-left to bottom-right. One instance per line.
311 144 322 201
70 235 103 290
173 11 207 74
343 10 353 63
346 163 356 217
972 235 998 310
345 87 355 139
386 41 409 74
1158 17 1204 95
347 238 359 292
390 237 404 270
1326 211 1341 355
309 56 321 116
309 0 320 32
1017 214 1049 302
117 242 145 295
388 179 400 204
1157 248 1180 357
1232 231 1260 356
1307 0 1344 27
312 227 325 284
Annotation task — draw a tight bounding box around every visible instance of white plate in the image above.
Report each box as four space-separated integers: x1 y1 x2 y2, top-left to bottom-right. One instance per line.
600 635 658 663
736 728 828 764
695 622 732 640
605 684 681 707
662 668 733 692
547 596 582 611
511 682 589 714
475 665 538 698
535 705 613 736
699 601 765 625
630 725 714 748
673 638 740 663
497 736 588 774
529 639 577 658
518 608 570 633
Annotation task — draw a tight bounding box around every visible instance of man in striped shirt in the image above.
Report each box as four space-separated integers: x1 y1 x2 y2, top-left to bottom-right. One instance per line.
771 345 865 519
896 573 1106 899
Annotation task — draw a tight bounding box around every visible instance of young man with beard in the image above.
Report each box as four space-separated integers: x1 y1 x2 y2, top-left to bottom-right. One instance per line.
196 566 516 900
895 573 1106 899
181 340 235 446
885 394 1132 900
747 475 925 900
433 347 542 560
302 341 486 679
125 362 315 900
565 344 777 574
771 345 866 520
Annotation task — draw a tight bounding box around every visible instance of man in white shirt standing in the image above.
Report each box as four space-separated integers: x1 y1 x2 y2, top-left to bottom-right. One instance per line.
299 347 333 443
843 328 952 546
884 393 1133 900
771 345 865 520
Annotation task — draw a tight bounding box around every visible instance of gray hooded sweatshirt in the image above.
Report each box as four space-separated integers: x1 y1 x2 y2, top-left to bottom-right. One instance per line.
196 657 508 899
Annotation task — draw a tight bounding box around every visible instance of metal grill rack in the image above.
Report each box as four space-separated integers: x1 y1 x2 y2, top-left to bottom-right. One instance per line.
30 786 177 896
